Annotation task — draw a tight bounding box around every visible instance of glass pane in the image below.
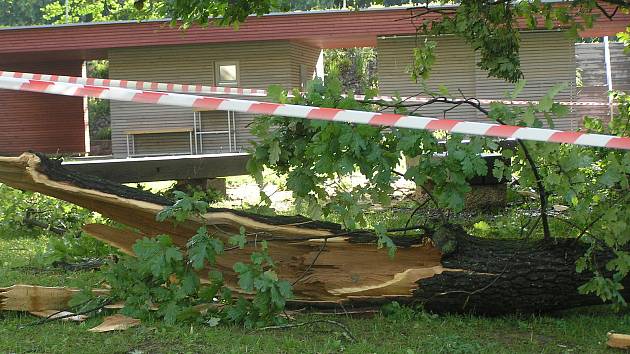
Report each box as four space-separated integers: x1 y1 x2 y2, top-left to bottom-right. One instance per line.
219 64 237 82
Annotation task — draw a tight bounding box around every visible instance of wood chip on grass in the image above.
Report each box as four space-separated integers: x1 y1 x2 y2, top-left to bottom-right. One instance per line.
89 314 141 333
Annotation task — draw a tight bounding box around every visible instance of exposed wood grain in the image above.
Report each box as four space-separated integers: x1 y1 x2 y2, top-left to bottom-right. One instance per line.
607 332 630 349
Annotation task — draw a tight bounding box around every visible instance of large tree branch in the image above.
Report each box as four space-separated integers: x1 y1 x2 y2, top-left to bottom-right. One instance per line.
2 152 630 314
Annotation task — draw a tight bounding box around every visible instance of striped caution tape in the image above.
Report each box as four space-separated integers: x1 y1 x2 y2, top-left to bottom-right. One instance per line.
0 70 613 107
0 70 268 97
0 74 628 150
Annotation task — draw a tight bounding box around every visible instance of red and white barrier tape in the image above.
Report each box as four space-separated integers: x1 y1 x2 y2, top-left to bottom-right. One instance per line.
0 70 612 107
0 74 629 150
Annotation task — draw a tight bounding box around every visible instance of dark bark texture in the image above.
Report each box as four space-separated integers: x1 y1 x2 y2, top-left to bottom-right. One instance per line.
414 225 628 315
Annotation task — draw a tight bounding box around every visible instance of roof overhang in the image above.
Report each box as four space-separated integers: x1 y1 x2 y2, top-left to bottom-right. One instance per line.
0 4 627 64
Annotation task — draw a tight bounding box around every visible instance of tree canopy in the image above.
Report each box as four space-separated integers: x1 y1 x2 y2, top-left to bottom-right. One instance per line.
0 0 53 26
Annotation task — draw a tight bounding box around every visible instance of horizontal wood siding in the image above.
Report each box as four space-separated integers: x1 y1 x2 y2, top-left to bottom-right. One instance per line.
131 132 192 156
377 31 577 130
0 61 85 156
378 35 477 120
474 32 576 130
575 42 630 121
110 41 320 157
289 42 322 88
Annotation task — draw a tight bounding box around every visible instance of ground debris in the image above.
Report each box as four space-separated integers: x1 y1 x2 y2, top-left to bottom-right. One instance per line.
607 332 630 349
0 284 108 312
29 310 88 322
88 314 141 332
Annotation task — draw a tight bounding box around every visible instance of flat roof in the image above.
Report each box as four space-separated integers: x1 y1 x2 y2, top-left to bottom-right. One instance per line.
0 4 626 64
0 7 407 31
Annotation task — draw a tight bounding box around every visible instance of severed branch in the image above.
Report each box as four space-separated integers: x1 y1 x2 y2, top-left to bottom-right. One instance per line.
362 96 489 116
432 215 541 309
19 298 112 328
23 209 67 236
393 0 458 23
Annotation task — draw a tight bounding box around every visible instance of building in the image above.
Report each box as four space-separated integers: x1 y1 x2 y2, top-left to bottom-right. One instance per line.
575 41 630 120
109 41 321 157
378 32 577 129
0 5 626 157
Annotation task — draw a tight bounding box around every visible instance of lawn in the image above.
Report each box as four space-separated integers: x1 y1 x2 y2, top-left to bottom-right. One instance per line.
2 236 630 354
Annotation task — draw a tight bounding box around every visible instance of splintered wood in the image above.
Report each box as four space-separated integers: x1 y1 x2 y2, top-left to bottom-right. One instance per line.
0 153 444 304
88 314 141 333
0 285 108 312
0 285 79 312
607 332 630 349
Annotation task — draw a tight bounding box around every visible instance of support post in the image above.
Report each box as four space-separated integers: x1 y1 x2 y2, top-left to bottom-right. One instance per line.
604 36 614 119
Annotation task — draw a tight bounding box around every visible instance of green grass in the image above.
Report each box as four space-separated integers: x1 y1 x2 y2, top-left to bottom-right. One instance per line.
2 237 630 353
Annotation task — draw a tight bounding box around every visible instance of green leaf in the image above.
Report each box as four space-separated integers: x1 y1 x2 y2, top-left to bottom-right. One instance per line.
550 103 570 118
522 108 536 126
510 79 527 99
234 262 255 292
228 226 247 249
165 246 183 263
180 272 200 296
162 301 180 326
438 85 450 97
539 83 568 111
461 157 474 176
268 140 281 165
473 221 492 237
492 160 506 181
267 84 286 103
188 227 224 270
375 224 396 258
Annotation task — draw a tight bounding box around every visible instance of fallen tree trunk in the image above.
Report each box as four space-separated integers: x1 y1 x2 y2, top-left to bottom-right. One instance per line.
0 152 626 315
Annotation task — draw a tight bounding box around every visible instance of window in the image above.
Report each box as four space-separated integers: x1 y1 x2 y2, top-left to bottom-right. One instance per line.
215 61 239 86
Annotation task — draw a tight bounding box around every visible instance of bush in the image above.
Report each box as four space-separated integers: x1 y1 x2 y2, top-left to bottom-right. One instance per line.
0 183 115 264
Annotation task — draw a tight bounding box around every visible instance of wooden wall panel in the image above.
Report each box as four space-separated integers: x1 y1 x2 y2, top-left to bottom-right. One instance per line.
109 41 320 157
575 42 630 121
0 61 85 156
377 31 577 130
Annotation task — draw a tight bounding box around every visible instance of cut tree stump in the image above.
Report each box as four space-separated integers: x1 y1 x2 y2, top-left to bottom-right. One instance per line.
0 152 627 315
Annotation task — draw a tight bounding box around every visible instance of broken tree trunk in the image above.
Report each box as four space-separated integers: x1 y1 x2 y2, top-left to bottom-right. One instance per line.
0 152 626 315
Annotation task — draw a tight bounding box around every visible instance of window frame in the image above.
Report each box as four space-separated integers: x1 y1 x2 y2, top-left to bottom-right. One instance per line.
214 61 240 86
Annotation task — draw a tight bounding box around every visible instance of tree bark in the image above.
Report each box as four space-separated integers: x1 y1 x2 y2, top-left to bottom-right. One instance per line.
413 225 623 315
0 152 627 315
